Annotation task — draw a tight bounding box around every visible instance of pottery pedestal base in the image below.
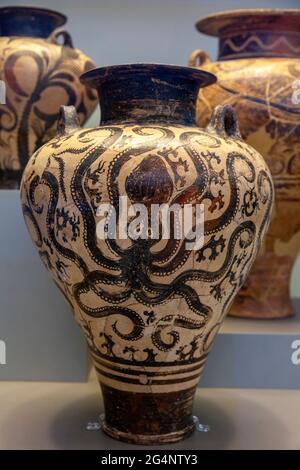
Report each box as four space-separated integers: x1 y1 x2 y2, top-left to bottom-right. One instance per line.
101 384 196 445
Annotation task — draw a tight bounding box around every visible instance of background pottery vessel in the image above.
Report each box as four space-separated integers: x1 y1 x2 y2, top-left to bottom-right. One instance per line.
21 64 273 444
189 9 300 319
0 6 97 188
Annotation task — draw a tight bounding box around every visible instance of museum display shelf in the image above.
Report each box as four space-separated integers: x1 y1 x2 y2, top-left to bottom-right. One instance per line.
201 300 300 389
0 372 299 450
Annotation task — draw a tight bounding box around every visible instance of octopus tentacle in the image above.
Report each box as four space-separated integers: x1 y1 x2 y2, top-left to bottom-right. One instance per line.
70 127 123 271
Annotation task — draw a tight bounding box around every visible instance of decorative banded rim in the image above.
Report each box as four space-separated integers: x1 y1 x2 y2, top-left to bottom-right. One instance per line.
196 9 300 36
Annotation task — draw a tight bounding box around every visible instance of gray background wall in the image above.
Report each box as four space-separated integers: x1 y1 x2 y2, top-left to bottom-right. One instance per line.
1 0 300 295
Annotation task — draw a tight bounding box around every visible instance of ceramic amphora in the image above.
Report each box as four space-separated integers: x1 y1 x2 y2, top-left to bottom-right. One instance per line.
189 9 300 318
21 64 273 444
0 6 97 188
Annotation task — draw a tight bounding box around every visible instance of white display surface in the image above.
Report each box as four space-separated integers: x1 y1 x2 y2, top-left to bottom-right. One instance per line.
0 371 299 450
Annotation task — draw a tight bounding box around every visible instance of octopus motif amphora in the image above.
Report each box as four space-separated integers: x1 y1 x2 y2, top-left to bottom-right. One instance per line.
21 64 273 444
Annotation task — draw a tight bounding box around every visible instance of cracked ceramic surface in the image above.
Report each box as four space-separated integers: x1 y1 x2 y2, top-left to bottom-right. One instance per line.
20 64 273 444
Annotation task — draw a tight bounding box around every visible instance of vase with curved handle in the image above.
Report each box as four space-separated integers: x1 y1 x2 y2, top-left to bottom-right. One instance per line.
0 6 97 188
21 63 273 444
189 9 300 318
